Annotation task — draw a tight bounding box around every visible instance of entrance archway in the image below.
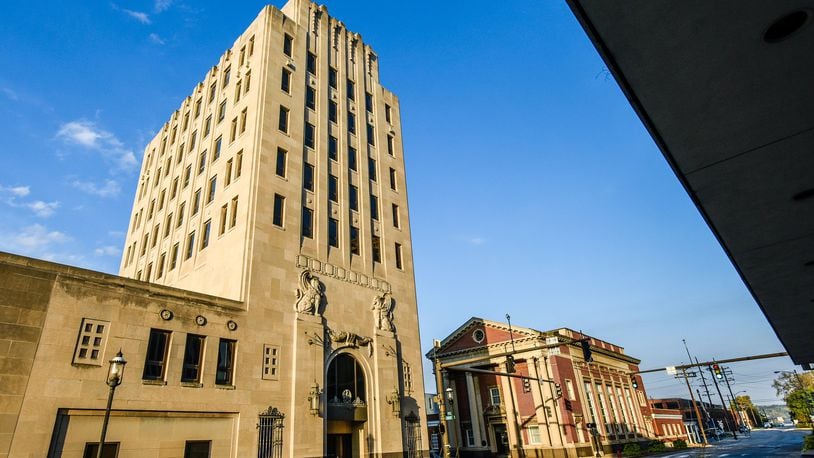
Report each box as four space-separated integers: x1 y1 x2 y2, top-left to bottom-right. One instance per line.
325 353 367 458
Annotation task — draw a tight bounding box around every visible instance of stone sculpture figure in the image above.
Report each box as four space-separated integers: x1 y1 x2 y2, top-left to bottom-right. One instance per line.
371 292 395 332
295 270 323 315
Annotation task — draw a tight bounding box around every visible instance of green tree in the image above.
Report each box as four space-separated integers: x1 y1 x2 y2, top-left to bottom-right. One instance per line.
772 371 814 428
735 395 765 426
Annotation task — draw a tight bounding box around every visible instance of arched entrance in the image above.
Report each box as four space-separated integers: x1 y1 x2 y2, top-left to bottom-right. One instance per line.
325 353 367 458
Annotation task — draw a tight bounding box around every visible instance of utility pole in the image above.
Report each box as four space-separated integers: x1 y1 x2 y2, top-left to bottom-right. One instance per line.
681 367 708 446
432 340 451 458
709 359 737 439
695 357 715 413
721 366 742 430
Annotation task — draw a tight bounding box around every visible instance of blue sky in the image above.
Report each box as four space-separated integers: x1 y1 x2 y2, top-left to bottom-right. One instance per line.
0 1 796 406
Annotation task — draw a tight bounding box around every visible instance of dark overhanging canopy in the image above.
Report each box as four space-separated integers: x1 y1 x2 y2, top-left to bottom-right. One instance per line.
566 1 814 368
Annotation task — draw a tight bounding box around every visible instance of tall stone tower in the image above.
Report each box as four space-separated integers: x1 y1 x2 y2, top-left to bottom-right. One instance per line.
118 1 427 455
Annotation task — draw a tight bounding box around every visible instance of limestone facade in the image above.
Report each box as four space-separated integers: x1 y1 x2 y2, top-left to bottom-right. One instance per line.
2 1 426 457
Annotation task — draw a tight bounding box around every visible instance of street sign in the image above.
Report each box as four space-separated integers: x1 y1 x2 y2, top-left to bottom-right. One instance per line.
445 413 455 421
666 366 677 375
676 371 697 378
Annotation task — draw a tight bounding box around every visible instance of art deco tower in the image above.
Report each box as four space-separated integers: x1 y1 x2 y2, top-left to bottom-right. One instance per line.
118 1 427 455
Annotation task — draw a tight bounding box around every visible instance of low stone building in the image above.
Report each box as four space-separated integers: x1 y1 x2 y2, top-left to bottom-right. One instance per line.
648 401 691 444
427 317 656 458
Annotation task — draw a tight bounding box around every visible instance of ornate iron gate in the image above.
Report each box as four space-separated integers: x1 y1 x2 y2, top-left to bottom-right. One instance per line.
404 412 423 458
257 406 284 458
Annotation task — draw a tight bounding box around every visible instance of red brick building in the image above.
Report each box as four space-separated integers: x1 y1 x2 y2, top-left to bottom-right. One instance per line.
427 317 656 457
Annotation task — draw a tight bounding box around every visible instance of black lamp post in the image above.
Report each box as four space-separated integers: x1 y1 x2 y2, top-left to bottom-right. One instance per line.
97 350 126 458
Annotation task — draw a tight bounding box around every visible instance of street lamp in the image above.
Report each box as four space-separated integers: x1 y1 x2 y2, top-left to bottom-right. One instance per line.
444 386 461 456
97 350 126 458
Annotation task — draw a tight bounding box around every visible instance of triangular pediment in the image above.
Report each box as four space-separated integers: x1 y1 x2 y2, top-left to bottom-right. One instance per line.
429 317 540 357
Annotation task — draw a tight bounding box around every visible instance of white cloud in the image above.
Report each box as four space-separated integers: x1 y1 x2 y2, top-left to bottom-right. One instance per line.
467 237 486 246
94 246 121 257
71 179 121 198
1 87 18 101
148 33 166 45
27 200 60 217
0 224 70 253
154 0 172 13
0 185 30 197
56 120 138 173
123 9 151 24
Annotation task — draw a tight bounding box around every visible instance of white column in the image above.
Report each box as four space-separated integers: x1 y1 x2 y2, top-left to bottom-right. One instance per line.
466 372 484 448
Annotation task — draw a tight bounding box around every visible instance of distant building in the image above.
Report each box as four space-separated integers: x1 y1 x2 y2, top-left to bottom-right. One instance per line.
427 317 656 457
425 393 442 455
1 0 427 456
648 400 692 443
650 397 735 442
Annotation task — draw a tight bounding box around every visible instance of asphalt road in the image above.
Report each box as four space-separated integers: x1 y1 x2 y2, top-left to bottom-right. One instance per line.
660 428 811 457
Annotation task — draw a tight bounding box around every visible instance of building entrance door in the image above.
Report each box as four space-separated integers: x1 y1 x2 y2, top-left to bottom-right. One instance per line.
493 424 509 455
326 433 353 458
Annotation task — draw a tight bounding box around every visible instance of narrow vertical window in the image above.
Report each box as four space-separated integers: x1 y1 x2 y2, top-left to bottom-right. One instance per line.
222 66 231 87
230 196 238 228
214 136 222 160
225 159 233 186
215 338 236 386
275 148 287 177
328 67 337 89
328 136 338 160
278 106 289 133
201 219 211 249
385 104 392 123
194 98 202 118
328 175 338 202
306 52 317 75
204 115 212 137
198 151 206 174
328 218 339 247
389 167 397 190
146 263 153 281
209 82 216 102
304 122 315 148
185 231 195 259
190 131 197 150
387 135 394 155
348 146 357 171
218 100 227 122
349 185 358 211
273 194 285 227
235 150 243 178
244 70 251 93
230 117 237 142
240 108 247 133
346 79 355 100
348 112 356 134
302 207 313 238
170 243 179 270
143 329 171 380
181 334 205 383
370 195 379 220
156 252 166 279
365 92 373 113
350 226 360 255
184 165 191 187
219 204 228 235
182 112 190 131
306 86 316 110
372 235 381 262
283 34 293 57
281 68 291 93
303 163 315 191
328 101 337 123
164 214 172 236
235 80 242 103
367 124 375 146
171 177 179 199
395 242 403 269
392 204 400 228
207 176 217 203
193 189 201 215
177 202 185 227
368 158 377 181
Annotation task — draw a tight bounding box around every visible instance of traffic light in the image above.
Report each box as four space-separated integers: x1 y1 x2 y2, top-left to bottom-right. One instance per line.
523 378 531 393
554 383 563 399
631 377 639 389
580 339 593 363
712 364 723 379
506 355 516 373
